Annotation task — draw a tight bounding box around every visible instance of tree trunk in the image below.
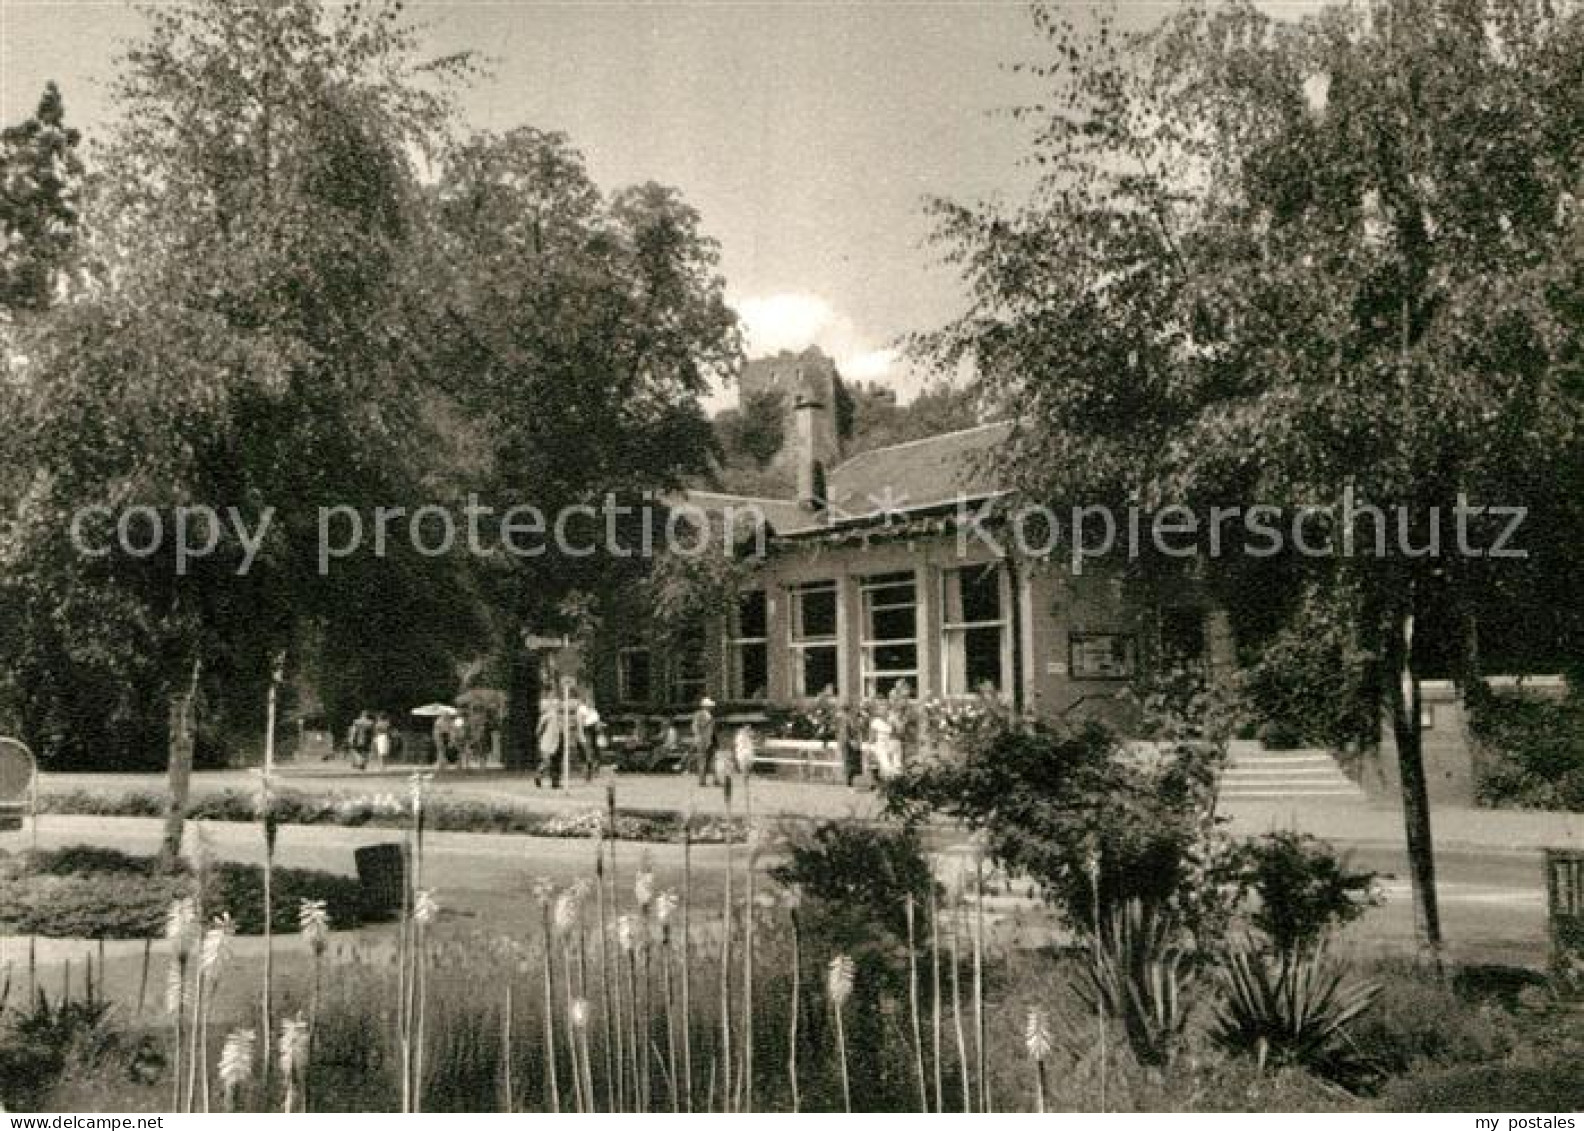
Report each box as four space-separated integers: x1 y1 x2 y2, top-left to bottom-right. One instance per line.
1383 607 1443 969
505 649 541 772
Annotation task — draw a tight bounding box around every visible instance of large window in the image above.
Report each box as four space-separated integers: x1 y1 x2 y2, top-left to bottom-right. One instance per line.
617 647 652 705
790 580 840 698
730 590 769 700
941 563 1009 696
860 571 919 698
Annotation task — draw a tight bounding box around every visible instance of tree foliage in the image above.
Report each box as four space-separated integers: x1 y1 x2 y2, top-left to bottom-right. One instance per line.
0 0 480 764
0 82 82 311
925 0 1584 956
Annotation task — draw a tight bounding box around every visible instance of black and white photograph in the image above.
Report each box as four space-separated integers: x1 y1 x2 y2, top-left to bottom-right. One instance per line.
0 0 1581 1117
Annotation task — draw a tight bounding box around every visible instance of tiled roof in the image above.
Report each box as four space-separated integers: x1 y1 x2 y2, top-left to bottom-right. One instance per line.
822 421 1012 522
676 421 1013 539
675 490 817 536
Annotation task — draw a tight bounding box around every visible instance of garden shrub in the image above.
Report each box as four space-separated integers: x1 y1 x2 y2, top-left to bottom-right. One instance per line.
1242 831 1378 957
770 818 934 977
0 989 117 1110
1376 1057 1584 1112
1344 963 1517 1084
1468 685 1584 811
0 846 385 938
1237 585 1378 752
883 717 1241 944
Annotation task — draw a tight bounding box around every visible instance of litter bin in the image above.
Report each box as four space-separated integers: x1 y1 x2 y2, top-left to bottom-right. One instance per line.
355 842 407 915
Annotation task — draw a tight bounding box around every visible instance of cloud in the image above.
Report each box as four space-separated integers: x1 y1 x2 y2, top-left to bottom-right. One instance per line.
733 291 898 384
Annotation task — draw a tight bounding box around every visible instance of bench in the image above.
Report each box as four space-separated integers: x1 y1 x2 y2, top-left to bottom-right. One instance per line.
0 736 37 833
755 738 843 782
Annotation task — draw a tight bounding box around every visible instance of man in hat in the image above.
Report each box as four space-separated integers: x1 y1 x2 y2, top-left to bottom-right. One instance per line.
690 697 719 786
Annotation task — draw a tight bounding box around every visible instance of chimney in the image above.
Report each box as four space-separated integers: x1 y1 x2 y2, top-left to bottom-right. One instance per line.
794 375 827 512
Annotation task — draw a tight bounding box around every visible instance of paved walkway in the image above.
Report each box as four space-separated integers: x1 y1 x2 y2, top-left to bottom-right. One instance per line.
39 761 1580 852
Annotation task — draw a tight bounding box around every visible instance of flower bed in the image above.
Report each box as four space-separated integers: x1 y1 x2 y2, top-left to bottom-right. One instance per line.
36 786 750 843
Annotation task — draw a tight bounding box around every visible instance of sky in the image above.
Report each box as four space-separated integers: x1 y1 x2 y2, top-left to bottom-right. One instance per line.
0 1 1176 406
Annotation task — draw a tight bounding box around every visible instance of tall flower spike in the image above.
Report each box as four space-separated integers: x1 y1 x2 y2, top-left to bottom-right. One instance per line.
616 913 637 953
278 1015 310 1080
554 888 580 933
218 1028 257 1101
298 899 330 956
634 869 654 910
201 913 237 972
1024 1007 1053 1062
570 998 589 1029
164 960 186 1016
164 896 199 955
413 889 439 927
532 876 555 907
827 954 855 1007
654 890 678 926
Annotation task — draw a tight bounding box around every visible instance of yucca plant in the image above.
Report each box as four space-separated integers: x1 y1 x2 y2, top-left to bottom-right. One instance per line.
1211 946 1381 1084
1074 900 1196 1070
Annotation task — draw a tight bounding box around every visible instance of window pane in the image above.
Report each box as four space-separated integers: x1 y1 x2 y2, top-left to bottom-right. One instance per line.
619 650 652 703
870 673 914 697
801 645 838 697
964 626 1003 691
738 590 767 639
959 565 1002 623
871 642 917 673
735 642 768 701
797 585 837 639
871 605 916 642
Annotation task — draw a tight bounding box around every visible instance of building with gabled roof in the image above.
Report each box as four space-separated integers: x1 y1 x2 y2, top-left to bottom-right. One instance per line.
589 386 1226 732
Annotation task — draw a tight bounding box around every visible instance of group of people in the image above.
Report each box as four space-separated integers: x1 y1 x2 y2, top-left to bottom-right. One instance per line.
344 709 394 770
534 684 605 787
431 710 493 770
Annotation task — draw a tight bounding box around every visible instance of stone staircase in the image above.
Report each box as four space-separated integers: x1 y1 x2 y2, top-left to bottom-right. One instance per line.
1220 739 1364 800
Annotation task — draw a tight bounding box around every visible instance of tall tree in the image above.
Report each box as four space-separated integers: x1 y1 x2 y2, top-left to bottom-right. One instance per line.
0 0 477 765
0 82 82 311
434 128 740 765
927 0 1584 960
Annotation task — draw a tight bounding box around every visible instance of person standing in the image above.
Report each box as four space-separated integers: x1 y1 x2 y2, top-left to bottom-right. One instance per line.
348 709 373 771
535 686 585 788
431 713 453 769
690 697 718 786
372 712 392 770
577 699 602 782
